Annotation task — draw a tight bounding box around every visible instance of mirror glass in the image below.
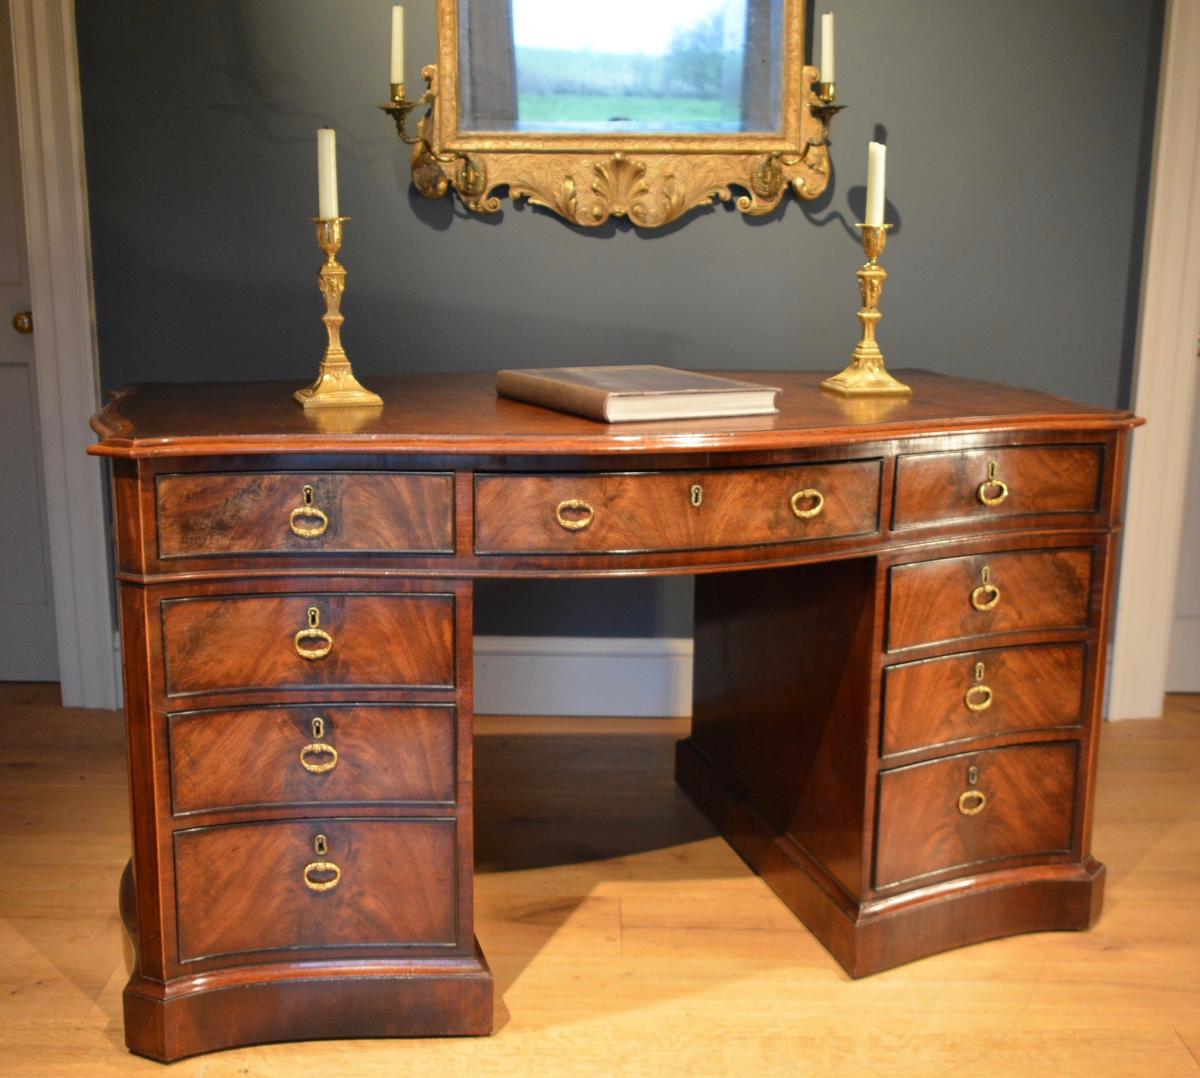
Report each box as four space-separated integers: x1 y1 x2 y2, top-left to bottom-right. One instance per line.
458 0 785 134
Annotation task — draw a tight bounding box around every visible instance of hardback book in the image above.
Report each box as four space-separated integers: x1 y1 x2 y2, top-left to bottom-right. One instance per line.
496 365 781 423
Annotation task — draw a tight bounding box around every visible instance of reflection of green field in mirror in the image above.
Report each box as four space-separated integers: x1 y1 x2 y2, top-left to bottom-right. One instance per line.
510 41 741 130
517 93 724 126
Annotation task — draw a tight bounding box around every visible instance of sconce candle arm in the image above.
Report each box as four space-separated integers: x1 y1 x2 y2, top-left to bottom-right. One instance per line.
752 80 842 199
382 79 431 150
381 69 459 164
809 100 845 133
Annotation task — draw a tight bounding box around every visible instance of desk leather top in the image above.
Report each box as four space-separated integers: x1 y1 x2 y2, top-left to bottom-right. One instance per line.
90 369 1140 459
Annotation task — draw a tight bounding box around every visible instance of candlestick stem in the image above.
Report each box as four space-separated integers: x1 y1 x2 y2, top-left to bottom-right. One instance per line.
294 217 383 409
821 224 912 397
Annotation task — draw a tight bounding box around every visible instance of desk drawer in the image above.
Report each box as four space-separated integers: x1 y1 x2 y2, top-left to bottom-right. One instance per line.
162 592 455 696
887 549 1091 651
882 643 1086 755
174 818 457 962
874 742 1077 888
893 446 1102 528
156 472 454 558
169 704 457 814
474 461 881 554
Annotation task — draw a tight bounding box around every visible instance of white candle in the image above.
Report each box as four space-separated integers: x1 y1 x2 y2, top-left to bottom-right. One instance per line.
317 128 338 219
820 13 835 84
391 5 405 86
865 141 886 227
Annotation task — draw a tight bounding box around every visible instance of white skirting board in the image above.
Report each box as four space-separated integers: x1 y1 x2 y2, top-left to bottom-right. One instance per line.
474 635 694 718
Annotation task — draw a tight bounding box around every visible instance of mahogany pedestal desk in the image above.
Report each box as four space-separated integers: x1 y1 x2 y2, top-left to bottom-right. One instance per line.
90 370 1139 1061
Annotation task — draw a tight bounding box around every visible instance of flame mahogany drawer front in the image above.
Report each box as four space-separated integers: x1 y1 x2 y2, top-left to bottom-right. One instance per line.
161 592 455 696
874 742 1078 888
882 643 1086 756
473 460 882 554
892 445 1103 528
173 817 458 963
168 704 457 815
887 548 1092 652
155 471 455 558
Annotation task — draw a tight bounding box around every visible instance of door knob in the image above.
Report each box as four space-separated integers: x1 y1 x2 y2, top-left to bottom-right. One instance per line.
12 311 32 334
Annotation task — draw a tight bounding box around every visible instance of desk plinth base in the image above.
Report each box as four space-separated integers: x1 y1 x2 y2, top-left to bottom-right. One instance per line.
121 947 494 1062
675 737 1105 978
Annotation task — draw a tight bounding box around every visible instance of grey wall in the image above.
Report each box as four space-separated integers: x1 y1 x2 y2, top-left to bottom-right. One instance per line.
76 0 1162 639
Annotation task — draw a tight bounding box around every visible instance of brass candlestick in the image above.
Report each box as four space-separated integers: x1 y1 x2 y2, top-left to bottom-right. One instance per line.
294 216 382 410
821 223 911 397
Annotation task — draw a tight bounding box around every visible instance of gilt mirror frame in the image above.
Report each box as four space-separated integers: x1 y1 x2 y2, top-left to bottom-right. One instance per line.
395 0 835 228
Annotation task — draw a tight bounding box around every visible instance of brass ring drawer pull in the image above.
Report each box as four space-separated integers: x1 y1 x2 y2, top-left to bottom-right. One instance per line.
790 488 825 520
970 566 1001 611
555 498 595 531
300 742 339 773
303 860 342 892
964 684 994 712
957 789 988 816
976 460 1009 507
971 583 1001 611
977 479 1009 507
294 606 333 660
289 484 330 538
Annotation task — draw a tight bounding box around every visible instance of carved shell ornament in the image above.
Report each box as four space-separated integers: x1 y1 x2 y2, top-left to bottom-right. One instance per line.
499 152 730 229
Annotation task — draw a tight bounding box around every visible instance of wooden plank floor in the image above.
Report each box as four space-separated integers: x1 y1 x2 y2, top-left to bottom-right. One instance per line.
0 684 1196 1076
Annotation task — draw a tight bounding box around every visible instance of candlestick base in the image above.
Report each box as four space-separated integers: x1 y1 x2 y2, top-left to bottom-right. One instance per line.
294 362 383 410
822 223 911 398
820 358 912 397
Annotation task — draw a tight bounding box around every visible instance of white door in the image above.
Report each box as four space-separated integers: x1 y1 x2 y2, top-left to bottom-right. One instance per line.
0 0 59 681
1167 351 1200 691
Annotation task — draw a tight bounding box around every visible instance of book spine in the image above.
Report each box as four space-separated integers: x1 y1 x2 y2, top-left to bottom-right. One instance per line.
496 370 612 421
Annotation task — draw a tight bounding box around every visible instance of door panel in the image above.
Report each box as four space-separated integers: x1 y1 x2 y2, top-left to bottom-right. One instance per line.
0 0 58 680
